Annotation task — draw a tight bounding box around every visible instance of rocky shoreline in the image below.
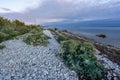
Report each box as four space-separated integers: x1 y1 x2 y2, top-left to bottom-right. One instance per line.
54 30 120 79
59 30 120 66
1 28 120 80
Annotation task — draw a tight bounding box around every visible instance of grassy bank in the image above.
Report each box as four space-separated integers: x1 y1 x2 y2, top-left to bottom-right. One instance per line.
50 29 106 80
0 17 29 42
0 17 48 46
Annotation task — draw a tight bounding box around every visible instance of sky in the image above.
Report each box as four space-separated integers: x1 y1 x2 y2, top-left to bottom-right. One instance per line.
0 0 120 25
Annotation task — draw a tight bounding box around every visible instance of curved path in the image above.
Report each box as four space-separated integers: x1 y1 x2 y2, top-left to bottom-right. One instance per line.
0 30 78 80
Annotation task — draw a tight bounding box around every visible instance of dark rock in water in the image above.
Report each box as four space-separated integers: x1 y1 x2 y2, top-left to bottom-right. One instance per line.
96 34 107 38
62 30 68 32
54 28 58 31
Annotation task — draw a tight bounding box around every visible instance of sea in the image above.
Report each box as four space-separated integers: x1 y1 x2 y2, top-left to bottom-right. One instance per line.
48 26 120 48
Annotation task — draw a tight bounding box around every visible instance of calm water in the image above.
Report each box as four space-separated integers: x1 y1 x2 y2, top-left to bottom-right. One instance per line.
49 26 120 48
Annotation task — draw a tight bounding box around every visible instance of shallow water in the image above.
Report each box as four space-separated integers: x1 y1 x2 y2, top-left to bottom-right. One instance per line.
49 26 120 48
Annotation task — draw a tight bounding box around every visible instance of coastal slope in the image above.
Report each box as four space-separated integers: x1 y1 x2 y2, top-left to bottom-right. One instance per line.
0 30 78 80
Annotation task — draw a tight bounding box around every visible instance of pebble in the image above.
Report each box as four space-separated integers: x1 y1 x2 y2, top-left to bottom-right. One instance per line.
95 54 120 80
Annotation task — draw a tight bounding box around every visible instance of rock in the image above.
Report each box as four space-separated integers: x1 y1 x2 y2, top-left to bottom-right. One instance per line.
62 30 68 32
54 28 58 31
96 34 107 38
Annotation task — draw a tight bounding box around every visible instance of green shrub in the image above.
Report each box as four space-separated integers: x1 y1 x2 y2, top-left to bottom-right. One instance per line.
5 32 19 40
0 25 15 34
0 16 45 43
0 25 20 42
0 17 11 26
59 40 105 80
56 34 69 43
16 26 29 34
30 28 42 34
0 33 6 42
23 32 48 46
12 20 25 26
27 25 43 32
0 45 5 49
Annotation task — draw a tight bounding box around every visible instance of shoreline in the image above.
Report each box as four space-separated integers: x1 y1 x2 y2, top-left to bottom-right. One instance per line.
49 28 120 79
46 26 120 48
57 30 120 66
1 28 120 79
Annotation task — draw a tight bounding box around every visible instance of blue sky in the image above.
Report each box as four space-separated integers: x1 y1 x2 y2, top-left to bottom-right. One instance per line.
0 0 120 24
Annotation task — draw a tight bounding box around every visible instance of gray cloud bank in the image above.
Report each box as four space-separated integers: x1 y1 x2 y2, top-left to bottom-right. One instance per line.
0 0 120 25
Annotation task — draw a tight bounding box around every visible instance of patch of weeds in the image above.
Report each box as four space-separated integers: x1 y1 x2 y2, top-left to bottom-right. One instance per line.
56 34 69 43
50 29 69 43
59 40 105 80
0 32 6 42
23 32 48 46
0 45 5 49
0 16 44 43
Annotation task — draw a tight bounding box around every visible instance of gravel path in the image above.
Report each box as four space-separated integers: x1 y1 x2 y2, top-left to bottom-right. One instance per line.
0 30 78 80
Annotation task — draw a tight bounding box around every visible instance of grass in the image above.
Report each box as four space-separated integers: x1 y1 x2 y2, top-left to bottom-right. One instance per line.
50 29 69 43
56 34 69 43
0 45 5 49
59 40 105 80
0 17 28 42
0 17 49 46
0 17 44 43
23 32 48 46
52 30 106 80
23 25 49 46
0 25 32 42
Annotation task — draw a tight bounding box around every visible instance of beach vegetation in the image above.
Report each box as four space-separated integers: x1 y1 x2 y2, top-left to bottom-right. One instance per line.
59 40 105 80
23 25 49 46
56 34 69 43
0 17 28 42
23 32 48 46
0 45 5 49
0 17 46 45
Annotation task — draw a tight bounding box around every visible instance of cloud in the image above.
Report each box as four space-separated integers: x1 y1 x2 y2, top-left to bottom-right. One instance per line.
0 0 42 13
0 0 120 24
36 18 66 24
0 7 12 13
0 7 11 11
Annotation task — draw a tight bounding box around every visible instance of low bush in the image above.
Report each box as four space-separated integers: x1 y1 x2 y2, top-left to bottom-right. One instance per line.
0 45 5 49
0 16 44 43
56 34 69 43
0 33 6 42
0 25 15 34
59 40 105 80
0 17 11 26
23 32 48 46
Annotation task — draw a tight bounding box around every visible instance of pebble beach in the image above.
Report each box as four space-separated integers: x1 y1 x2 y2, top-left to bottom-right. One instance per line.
0 30 78 80
0 29 120 80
